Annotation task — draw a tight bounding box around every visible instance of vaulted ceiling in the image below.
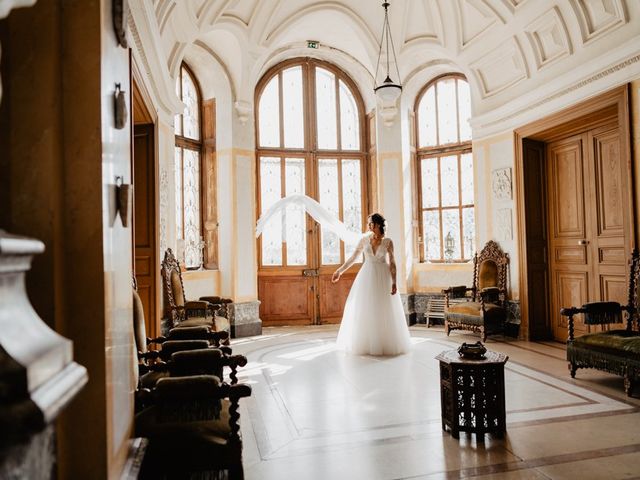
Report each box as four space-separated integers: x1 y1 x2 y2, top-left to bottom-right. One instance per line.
130 0 640 136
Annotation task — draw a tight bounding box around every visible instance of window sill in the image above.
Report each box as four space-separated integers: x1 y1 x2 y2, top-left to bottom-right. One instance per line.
414 262 473 271
183 269 220 280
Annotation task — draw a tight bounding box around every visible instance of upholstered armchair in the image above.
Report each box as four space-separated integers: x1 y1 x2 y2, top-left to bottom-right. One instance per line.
161 248 231 335
561 250 640 396
443 240 509 341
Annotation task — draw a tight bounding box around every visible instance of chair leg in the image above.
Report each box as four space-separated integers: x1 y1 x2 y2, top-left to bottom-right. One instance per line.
569 363 577 378
481 327 487 342
623 373 634 397
445 319 450 336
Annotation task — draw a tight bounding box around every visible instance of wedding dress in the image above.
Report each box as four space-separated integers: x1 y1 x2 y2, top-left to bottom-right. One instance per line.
335 233 411 356
256 194 411 356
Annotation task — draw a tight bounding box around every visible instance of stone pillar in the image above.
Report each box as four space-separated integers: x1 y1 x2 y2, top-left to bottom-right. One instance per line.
0 232 88 479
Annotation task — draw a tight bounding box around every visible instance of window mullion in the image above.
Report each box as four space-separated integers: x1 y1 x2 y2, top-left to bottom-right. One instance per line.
457 153 463 260
437 156 444 260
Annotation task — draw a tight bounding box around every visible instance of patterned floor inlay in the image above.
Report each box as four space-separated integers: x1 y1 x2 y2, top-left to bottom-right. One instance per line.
231 326 640 480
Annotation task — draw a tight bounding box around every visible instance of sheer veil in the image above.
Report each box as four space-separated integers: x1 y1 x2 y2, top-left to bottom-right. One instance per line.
255 194 363 246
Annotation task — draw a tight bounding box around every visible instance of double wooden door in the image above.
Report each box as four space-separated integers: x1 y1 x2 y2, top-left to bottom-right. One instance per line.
547 122 633 341
257 155 366 326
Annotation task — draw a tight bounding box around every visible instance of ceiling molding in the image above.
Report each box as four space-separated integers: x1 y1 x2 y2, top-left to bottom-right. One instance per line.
524 6 572 71
262 1 378 52
129 1 183 115
569 0 627 45
454 0 504 50
471 36 529 97
193 39 238 101
401 0 442 47
499 0 529 14
472 49 640 138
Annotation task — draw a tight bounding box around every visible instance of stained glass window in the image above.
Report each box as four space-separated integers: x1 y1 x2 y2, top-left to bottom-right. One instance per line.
175 64 204 269
416 75 474 262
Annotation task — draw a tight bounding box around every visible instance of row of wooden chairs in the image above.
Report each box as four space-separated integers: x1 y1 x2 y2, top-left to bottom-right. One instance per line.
132 275 251 479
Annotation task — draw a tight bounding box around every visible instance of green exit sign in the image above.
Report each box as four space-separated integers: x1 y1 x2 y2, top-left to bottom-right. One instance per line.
307 40 319 49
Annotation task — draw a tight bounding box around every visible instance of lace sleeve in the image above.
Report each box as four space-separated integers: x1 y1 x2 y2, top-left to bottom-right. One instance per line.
387 238 397 285
336 237 365 275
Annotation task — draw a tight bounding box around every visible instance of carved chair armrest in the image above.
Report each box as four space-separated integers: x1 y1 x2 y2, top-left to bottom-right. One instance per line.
560 306 585 342
139 350 160 362
225 354 248 385
184 300 211 310
147 336 167 346
442 286 473 307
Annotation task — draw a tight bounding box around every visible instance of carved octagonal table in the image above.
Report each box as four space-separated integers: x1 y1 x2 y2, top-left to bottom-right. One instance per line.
436 349 508 441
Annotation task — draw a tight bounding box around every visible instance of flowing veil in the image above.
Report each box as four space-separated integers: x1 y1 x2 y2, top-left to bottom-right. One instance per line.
255 194 362 246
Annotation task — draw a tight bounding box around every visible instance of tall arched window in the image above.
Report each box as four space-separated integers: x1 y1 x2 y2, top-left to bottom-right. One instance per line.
415 74 474 262
175 63 203 269
255 58 367 325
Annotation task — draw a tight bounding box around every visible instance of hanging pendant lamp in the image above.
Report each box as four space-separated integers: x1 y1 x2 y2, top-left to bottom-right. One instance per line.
374 1 402 103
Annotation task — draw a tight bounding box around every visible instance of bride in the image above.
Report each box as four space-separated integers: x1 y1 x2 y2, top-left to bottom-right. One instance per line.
255 196 411 356
332 213 411 356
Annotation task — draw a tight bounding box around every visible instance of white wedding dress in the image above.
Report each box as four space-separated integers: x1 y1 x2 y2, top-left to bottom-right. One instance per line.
336 234 411 356
255 194 411 355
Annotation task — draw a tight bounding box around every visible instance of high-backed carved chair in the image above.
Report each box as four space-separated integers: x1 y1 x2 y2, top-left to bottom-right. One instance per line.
161 248 231 335
133 285 244 390
443 240 509 341
561 250 640 396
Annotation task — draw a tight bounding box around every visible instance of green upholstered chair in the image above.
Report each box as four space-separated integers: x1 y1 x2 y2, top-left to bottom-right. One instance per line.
561 249 640 396
443 240 509 341
161 248 231 335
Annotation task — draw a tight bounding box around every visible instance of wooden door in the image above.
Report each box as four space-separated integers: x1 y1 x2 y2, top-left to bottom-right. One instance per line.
257 155 364 326
133 124 158 338
547 122 630 341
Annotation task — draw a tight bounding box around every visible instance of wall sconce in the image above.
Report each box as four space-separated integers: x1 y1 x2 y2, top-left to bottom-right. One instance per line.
115 176 132 227
114 83 128 129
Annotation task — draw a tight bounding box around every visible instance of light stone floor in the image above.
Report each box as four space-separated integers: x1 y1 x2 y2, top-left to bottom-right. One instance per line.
229 325 640 480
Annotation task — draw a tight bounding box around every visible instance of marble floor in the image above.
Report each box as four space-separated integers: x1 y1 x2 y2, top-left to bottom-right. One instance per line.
229 325 640 480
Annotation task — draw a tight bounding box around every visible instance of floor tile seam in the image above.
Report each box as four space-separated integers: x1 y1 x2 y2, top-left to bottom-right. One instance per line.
506 405 640 428
394 442 640 479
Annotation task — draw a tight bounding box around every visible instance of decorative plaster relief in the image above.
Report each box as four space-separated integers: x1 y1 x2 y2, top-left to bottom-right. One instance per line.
496 208 513 241
525 7 572 70
159 168 169 255
500 0 528 13
570 0 627 44
402 0 441 45
471 37 528 97
221 0 260 27
455 0 503 48
492 167 512 200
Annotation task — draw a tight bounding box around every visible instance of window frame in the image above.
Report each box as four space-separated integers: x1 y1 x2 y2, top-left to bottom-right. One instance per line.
174 62 208 270
414 73 474 263
254 58 369 270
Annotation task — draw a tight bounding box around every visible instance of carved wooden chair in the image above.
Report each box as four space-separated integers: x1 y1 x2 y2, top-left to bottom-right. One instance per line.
136 375 251 480
443 240 509 341
561 250 640 396
134 289 251 479
161 248 231 335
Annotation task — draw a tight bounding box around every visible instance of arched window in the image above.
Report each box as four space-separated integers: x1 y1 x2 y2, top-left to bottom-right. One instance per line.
174 63 204 269
255 58 368 325
415 74 474 262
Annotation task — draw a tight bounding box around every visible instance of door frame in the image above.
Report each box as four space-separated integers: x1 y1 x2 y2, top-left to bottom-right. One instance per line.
514 85 636 340
254 58 370 326
131 71 161 338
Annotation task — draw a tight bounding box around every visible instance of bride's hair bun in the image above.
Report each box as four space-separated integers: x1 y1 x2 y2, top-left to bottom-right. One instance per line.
368 213 386 235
